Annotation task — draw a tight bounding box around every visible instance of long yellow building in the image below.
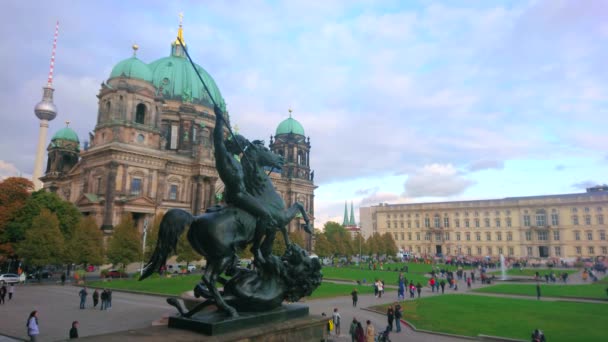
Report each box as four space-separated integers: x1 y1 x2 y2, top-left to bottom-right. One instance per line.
359 186 608 259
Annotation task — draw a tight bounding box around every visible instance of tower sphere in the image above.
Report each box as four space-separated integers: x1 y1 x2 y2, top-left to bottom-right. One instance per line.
35 98 57 121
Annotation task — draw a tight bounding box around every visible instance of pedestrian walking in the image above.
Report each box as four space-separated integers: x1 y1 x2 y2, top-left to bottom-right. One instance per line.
394 302 402 333
536 283 541 300
107 289 113 309
100 289 107 310
374 280 379 297
78 287 88 309
349 318 358 342
377 281 384 298
61 273 66 285
416 282 422 298
467 277 472 288
26 310 39 341
0 285 6 304
332 308 341 336
92 289 99 308
351 288 358 307
69 321 79 339
440 280 446 294
365 320 375 342
387 305 394 332
355 322 365 342
9 283 15 300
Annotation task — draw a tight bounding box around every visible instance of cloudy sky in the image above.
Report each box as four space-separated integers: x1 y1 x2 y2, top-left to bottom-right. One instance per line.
1 0 607 228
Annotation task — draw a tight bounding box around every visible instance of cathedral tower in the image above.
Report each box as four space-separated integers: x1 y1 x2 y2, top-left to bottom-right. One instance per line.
270 109 316 249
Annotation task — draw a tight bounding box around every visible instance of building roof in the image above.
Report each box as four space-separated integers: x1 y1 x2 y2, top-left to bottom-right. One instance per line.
276 117 305 136
107 24 226 111
51 126 79 143
109 56 152 82
369 190 608 209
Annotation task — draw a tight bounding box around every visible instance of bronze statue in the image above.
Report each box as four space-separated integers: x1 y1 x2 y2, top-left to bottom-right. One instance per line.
140 105 319 318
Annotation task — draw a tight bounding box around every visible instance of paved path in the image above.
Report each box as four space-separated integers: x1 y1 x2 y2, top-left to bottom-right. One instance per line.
0 267 595 341
0 285 172 341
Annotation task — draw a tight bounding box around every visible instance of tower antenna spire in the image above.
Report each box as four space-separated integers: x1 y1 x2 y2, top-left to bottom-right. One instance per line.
47 21 59 87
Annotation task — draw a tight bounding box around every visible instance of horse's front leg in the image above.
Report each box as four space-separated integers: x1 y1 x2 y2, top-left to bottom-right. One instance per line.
202 258 238 317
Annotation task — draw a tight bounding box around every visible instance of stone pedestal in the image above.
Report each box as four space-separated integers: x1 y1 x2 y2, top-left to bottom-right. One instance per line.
80 314 329 342
169 304 309 335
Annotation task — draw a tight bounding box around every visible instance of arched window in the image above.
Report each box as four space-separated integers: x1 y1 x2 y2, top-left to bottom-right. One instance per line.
135 103 146 124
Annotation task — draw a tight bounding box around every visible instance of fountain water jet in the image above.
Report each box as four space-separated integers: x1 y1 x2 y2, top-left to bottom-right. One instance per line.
500 254 507 280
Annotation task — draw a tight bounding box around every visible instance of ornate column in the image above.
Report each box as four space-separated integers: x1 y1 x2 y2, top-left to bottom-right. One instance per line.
102 161 118 229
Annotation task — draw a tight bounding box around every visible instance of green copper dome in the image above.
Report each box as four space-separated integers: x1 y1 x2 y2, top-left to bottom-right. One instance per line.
52 127 79 143
109 56 152 82
276 117 305 136
148 51 226 110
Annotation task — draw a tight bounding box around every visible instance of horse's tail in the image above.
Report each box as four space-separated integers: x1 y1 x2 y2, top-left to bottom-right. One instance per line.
139 209 194 281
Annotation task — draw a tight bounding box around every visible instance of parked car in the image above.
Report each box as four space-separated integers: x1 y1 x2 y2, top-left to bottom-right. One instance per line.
104 269 128 278
27 270 54 280
0 273 20 284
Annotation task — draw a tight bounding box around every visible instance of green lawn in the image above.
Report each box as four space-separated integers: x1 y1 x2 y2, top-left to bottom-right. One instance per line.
322 266 428 285
474 283 608 300
488 268 579 277
352 262 470 274
87 274 381 300
307 282 378 299
372 295 608 341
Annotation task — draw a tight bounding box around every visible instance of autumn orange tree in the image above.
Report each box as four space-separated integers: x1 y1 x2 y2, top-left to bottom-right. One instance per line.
0 177 34 256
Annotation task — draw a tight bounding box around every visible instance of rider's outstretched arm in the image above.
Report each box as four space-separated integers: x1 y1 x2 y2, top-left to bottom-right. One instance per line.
213 106 241 187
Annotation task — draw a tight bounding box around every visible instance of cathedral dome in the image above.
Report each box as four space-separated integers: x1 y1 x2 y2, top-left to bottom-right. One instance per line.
51 126 79 143
109 56 152 82
148 54 226 110
276 117 305 136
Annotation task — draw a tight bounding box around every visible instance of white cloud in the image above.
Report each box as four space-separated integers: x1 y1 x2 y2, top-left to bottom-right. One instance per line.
0 160 31 180
404 164 475 198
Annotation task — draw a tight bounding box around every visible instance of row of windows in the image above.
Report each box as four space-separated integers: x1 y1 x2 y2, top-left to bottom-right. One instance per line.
130 178 178 200
383 207 604 220
386 217 514 229
573 231 606 241
393 230 607 242
386 214 606 229
393 231 516 242
403 245 608 257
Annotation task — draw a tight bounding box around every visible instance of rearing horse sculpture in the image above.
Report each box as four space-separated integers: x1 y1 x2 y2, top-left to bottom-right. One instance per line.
140 107 312 317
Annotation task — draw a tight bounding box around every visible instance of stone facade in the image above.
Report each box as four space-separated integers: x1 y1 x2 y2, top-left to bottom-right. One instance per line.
360 187 608 259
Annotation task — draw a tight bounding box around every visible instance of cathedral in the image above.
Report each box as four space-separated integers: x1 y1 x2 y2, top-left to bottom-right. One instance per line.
39 22 316 249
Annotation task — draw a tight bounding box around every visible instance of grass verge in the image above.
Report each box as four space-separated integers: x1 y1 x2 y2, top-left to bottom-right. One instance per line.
371 294 608 341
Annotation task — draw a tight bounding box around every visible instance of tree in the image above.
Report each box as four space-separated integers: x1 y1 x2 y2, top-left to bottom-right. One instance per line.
0 177 34 255
65 216 104 267
313 230 332 257
176 230 202 267
5 190 80 244
106 215 141 270
381 232 398 257
16 209 65 269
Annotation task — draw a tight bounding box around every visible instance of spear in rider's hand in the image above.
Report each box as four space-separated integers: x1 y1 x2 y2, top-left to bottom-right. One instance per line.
176 37 251 165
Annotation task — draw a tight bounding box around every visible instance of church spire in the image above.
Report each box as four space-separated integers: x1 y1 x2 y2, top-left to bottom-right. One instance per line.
174 12 185 46
342 201 348 226
171 12 187 57
350 201 356 226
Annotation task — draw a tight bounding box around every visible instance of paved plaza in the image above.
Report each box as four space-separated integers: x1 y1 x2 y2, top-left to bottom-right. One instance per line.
0 269 593 341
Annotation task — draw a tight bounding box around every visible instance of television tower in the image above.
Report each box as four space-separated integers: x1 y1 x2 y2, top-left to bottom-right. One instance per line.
32 21 59 190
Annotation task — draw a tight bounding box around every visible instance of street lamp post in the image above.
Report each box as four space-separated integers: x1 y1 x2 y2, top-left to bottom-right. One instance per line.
140 219 149 276
359 231 362 269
